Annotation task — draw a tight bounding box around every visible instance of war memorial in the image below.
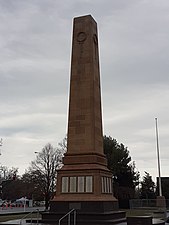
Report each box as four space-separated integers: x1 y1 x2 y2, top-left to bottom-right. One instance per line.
41 15 126 224
41 15 167 225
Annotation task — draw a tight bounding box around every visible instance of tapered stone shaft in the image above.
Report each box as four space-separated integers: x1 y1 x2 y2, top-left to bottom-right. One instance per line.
67 15 103 156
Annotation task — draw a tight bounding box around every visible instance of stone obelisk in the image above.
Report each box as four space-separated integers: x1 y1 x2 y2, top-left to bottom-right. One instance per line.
43 15 125 224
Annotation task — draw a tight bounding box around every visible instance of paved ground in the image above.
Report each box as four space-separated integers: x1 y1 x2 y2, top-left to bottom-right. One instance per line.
0 206 45 214
0 208 169 225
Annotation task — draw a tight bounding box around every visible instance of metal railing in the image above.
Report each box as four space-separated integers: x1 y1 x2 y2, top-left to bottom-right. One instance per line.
59 208 76 225
20 209 40 225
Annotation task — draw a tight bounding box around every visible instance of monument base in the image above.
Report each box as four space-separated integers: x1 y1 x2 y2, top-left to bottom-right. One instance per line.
41 201 126 224
50 200 119 212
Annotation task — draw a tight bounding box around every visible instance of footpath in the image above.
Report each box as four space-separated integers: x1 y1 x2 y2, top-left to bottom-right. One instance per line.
0 206 45 215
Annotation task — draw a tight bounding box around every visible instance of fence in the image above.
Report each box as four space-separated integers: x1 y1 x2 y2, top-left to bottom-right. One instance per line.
129 199 169 209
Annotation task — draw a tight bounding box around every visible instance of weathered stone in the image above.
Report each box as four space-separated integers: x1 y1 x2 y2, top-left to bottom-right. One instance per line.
53 14 117 204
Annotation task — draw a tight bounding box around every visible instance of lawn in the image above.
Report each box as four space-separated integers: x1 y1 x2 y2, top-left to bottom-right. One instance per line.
126 208 155 217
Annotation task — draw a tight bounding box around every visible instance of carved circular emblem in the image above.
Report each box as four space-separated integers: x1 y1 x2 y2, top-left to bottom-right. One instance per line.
77 32 87 42
93 34 98 44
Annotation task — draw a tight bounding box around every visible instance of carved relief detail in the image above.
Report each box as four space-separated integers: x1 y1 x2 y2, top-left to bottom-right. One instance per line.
77 32 87 42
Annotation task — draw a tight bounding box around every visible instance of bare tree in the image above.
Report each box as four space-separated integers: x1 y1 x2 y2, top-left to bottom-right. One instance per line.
0 166 18 199
29 143 63 210
0 166 18 181
58 135 67 154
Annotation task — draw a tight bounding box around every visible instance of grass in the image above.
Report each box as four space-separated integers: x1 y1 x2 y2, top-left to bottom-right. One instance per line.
125 208 169 217
126 209 155 217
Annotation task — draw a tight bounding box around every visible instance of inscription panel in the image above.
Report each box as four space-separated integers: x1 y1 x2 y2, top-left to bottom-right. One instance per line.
101 176 113 193
61 176 93 193
62 177 68 193
86 176 93 192
70 176 76 192
78 176 85 192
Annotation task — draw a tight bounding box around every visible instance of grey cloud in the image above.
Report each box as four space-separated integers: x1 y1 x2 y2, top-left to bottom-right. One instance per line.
1 0 169 179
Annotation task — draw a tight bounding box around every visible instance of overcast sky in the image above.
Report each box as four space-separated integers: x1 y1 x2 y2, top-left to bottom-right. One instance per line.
0 0 169 181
